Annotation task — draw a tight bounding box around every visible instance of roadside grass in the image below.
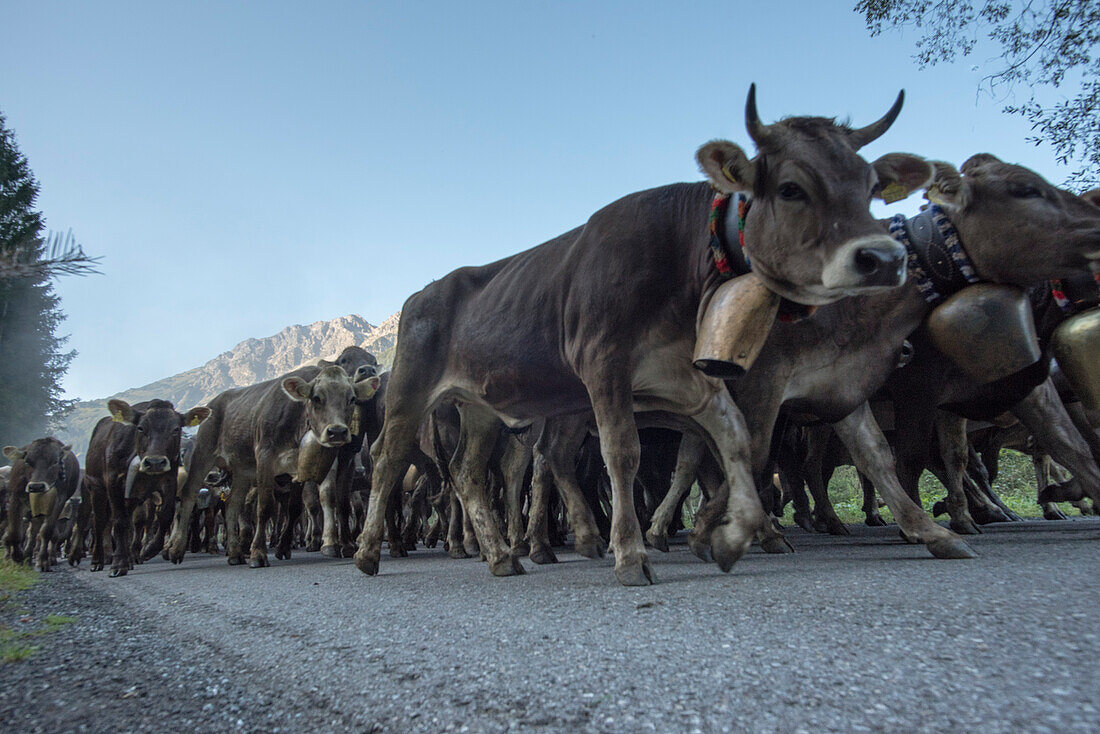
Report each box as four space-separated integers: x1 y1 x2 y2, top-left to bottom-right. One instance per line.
0 559 76 665
682 448 1076 530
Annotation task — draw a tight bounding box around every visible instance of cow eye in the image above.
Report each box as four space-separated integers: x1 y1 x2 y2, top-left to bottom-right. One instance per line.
311 395 322 405
1008 183 1041 198
778 182 807 201
135 426 145 434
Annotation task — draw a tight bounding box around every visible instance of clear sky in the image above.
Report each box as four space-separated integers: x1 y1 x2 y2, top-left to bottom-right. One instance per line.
0 1 1083 400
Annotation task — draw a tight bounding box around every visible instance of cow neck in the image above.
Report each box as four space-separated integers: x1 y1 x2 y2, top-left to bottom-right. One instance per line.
887 204 979 304
1051 273 1100 315
707 191 816 323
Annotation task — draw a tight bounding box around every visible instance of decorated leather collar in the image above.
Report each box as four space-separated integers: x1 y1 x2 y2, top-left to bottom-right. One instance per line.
708 192 816 322
888 204 979 304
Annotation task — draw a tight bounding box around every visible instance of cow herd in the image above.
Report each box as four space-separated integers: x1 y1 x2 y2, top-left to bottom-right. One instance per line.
3 87 1100 588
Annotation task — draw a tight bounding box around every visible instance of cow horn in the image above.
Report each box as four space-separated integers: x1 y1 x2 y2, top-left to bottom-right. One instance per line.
847 90 905 149
744 83 773 148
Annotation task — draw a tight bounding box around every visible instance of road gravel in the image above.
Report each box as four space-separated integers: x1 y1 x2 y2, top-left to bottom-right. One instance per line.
2 518 1099 733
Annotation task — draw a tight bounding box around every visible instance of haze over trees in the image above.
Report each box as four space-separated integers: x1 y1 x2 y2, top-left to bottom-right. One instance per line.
856 0 1100 189
0 112 98 449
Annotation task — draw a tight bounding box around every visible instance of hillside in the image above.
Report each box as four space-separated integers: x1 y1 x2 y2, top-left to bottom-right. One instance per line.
57 312 400 455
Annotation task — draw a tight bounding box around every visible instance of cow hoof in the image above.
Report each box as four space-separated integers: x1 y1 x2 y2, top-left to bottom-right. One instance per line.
899 529 919 544
926 537 978 559
528 545 558 565
388 543 408 558
90 561 103 572
448 546 469 559
68 556 81 567
1042 504 1069 521
463 540 481 558
227 556 245 566
820 517 850 536
109 567 128 578
711 532 750 573
305 540 321 553
614 558 656 586
320 545 341 558
864 513 887 527
644 529 670 553
793 512 815 532
489 555 525 577
949 517 982 535
274 549 291 561
574 536 606 559
760 534 794 554
35 562 50 572
687 534 711 563
354 550 380 576
510 540 530 558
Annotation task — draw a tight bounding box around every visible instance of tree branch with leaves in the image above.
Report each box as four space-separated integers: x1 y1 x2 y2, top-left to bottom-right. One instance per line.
856 0 1100 189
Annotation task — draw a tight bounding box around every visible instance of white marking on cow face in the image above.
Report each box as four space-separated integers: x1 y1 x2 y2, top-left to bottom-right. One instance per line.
819 235 907 295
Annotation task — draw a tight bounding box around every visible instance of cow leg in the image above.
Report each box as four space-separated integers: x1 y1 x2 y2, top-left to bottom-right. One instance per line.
67 491 90 566
446 489 467 558
802 427 848 536
1014 378 1100 506
87 477 108 571
337 460 359 558
165 434 217 564
319 470 343 557
449 406 520 576
3 489 27 564
461 503 481 558
501 437 532 557
535 418 605 560
275 485 303 560
858 472 886 526
28 510 48 571
524 453 557 564
223 480 249 565
140 475 174 561
1030 453 1068 520
355 412 422 576
832 402 975 559
646 433 703 552
106 480 133 577
248 466 276 568
934 412 981 535
302 481 322 552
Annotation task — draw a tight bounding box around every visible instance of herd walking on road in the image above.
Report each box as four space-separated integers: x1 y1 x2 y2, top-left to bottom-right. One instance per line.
4 86 1100 587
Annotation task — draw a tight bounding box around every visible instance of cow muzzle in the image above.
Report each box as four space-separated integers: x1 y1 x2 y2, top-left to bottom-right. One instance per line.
139 455 171 474
354 364 378 381
26 481 49 493
821 236 907 293
321 424 350 446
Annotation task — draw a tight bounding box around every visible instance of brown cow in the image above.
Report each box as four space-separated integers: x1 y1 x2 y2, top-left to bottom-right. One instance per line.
164 364 379 567
687 154 1100 560
84 400 209 576
354 87 931 585
2 438 80 571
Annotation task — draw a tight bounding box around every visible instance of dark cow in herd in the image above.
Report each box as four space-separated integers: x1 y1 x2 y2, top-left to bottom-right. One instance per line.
164 359 380 567
81 400 210 576
2 438 80 571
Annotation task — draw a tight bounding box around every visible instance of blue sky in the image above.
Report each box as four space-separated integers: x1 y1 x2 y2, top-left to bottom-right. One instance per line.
0 1 1083 400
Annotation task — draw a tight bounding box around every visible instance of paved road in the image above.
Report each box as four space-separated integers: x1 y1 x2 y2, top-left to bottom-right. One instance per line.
3 519 1100 733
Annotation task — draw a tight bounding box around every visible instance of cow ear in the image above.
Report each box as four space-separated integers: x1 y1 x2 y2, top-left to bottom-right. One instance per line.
872 153 934 204
1081 188 1100 208
354 375 382 402
61 444 72 454
3 446 25 462
696 140 754 194
282 376 313 402
961 153 1002 175
921 160 964 208
182 406 211 428
108 399 136 425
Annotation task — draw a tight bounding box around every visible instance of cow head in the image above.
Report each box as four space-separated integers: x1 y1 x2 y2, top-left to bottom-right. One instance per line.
281 366 381 448
697 85 932 305
334 346 380 383
917 155 1100 283
109 398 211 475
3 438 71 493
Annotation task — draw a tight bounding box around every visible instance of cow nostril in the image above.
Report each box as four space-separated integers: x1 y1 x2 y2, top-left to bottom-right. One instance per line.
326 425 349 439
27 482 46 493
854 248 885 275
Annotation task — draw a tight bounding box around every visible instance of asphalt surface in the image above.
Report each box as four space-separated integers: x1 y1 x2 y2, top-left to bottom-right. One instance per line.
2 518 1100 733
